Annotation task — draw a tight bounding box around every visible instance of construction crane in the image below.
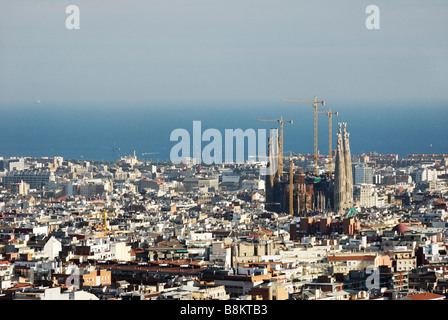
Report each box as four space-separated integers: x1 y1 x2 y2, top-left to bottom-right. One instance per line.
281 96 325 175
257 116 293 178
103 209 108 237
316 107 338 179
102 209 115 237
251 152 301 216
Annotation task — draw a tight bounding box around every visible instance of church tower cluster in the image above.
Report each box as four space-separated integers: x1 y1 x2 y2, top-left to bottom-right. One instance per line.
333 123 354 214
264 120 354 216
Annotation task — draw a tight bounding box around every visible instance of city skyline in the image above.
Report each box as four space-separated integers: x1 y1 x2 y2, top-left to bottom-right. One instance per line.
0 1 447 306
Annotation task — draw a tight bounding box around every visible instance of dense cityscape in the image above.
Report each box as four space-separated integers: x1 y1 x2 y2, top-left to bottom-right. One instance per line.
0 2 446 316
0 121 447 301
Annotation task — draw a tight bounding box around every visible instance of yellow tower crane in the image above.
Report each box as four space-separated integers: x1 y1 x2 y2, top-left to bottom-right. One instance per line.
257 116 293 177
103 209 107 237
316 107 338 179
251 152 302 216
102 209 115 237
281 96 325 176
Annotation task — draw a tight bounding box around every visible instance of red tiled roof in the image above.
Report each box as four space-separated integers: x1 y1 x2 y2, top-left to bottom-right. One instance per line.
258 228 273 235
392 223 410 235
142 178 166 184
87 199 105 203
407 292 445 300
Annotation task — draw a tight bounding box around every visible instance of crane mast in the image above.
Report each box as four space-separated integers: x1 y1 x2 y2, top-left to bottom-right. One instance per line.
257 116 293 176
103 209 108 237
289 151 294 216
103 209 116 237
281 96 325 176
316 107 338 179
252 152 301 216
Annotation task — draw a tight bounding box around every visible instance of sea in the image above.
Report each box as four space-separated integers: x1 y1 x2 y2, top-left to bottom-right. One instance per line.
0 99 447 162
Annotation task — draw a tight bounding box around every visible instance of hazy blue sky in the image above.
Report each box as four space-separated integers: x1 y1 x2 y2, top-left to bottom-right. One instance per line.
1 0 447 104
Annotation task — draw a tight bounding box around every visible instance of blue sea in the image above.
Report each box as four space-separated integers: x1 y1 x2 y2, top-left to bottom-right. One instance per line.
0 99 447 162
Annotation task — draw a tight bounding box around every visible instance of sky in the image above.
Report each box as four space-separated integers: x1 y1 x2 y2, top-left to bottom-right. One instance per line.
0 0 447 105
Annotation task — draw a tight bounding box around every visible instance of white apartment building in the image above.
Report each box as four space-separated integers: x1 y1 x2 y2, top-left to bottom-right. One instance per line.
355 184 377 208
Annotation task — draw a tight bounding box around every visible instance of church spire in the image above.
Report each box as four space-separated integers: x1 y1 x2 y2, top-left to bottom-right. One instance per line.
333 122 353 214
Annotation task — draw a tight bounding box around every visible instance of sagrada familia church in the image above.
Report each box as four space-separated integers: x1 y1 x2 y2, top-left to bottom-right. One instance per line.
333 123 354 214
265 122 354 216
